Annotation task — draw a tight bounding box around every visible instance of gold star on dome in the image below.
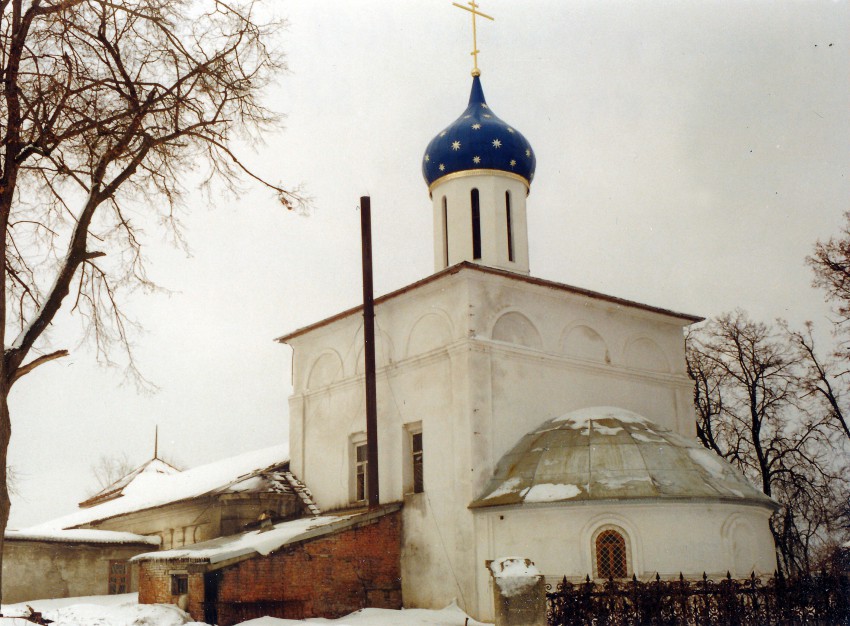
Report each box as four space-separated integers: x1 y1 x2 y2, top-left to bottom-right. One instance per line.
525 149 531 157
452 141 462 150
483 114 492 118
506 127 515 133
492 139 501 148
510 159 516 167
473 156 481 164
439 163 446 171
425 155 430 162
440 131 447 137
472 123 481 130
481 103 489 109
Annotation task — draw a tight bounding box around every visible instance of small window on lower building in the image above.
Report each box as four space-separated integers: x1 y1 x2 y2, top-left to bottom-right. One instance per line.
595 529 628 579
171 573 189 595
108 560 128 594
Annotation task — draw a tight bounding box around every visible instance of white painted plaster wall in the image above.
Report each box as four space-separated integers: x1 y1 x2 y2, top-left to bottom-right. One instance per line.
282 265 726 619
432 174 530 274
471 501 777 621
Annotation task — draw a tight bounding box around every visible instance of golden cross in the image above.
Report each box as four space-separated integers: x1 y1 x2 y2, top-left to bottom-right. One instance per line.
452 0 494 77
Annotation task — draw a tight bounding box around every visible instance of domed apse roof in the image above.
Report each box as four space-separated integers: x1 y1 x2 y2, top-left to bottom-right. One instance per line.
470 407 775 509
422 76 536 190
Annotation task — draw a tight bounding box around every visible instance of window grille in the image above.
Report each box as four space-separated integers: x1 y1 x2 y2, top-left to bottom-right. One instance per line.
596 529 628 579
108 560 128 594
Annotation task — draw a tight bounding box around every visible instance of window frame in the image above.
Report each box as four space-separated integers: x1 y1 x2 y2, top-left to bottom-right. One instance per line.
593 527 630 580
403 422 424 495
350 433 368 503
470 188 481 260
108 560 128 594
171 573 189 595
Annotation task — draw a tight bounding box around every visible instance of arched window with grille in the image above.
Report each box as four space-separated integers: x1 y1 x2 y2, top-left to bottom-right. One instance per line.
595 529 629 579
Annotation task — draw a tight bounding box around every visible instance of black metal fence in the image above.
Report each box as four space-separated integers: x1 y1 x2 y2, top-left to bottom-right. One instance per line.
546 572 850 625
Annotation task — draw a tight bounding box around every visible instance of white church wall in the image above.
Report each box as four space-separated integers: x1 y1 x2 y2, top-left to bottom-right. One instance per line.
433 174 530 274
471 502 777 621
283 265 703 618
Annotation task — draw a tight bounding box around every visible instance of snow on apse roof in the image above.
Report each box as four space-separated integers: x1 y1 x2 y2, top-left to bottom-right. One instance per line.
471 407 776 509
25 444 289 532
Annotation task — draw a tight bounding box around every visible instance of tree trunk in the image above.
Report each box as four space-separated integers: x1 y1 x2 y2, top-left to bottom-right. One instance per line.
0 386 11 606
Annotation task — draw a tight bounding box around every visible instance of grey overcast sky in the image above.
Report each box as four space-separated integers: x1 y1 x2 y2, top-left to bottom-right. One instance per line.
7 0 850 528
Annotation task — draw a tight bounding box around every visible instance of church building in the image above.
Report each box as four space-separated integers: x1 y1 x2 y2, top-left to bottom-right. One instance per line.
276 66 778 619
10 9 778 623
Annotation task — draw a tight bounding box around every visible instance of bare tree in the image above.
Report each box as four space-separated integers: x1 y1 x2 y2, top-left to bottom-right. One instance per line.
0 0 302 598
686 311 844 576
809 211 850 326
88 451 136 494
786 322 850 441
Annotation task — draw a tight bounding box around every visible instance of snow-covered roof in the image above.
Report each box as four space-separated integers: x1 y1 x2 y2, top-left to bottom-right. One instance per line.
5 528 160 546
131 505 400 566
79 458 181 508
26 445 290 532
471 407 776 509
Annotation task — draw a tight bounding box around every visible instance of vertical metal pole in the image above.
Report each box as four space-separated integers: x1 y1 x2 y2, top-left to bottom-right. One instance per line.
360 196 380 508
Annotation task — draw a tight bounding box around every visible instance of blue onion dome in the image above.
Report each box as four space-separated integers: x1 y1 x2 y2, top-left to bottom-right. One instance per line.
422 76 536 190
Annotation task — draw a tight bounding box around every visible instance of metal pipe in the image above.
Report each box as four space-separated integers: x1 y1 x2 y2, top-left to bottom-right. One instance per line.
360 196 380 508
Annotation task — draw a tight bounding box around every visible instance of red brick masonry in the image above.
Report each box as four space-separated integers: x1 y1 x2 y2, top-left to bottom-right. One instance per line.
140 510 402 625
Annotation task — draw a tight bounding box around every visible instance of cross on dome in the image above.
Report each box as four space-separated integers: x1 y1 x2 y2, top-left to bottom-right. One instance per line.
452 0 494 77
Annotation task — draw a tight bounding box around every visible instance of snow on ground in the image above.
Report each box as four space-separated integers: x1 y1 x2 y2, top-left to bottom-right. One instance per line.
1 595 490 626
2 593 191 626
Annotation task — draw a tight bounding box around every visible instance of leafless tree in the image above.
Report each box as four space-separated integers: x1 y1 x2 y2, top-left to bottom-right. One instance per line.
88 451 135 494
686 311 846 576
809 211 850 326
0 0 302 598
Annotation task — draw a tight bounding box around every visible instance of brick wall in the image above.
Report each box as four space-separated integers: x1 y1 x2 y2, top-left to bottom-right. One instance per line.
138 561 203 614
140 510 401 625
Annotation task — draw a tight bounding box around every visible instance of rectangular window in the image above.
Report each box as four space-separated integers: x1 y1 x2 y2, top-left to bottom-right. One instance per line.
442 196 449 267
171 573 189 595
471 189 481 260
412 431 424 494
108 560 128 594
505 191 515 262
355 442 368 502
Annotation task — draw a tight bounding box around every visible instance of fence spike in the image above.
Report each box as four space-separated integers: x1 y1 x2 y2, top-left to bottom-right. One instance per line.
656 572 661 582
632 574 638 583
726 571 732 580
586 574 591 583
679 572 684 582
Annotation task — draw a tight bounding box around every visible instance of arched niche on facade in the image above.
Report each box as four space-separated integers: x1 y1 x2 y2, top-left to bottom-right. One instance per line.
722 514 759 578
306 350 344 390
491 311 543 350
561 324 611 364
406 311 454 359
624 337 670 373
355 329 395 374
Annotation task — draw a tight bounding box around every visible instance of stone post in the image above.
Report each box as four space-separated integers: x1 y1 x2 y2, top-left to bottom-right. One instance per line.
488 557 547 626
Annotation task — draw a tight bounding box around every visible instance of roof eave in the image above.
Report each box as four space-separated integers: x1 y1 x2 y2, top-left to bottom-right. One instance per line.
275 262 703 344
